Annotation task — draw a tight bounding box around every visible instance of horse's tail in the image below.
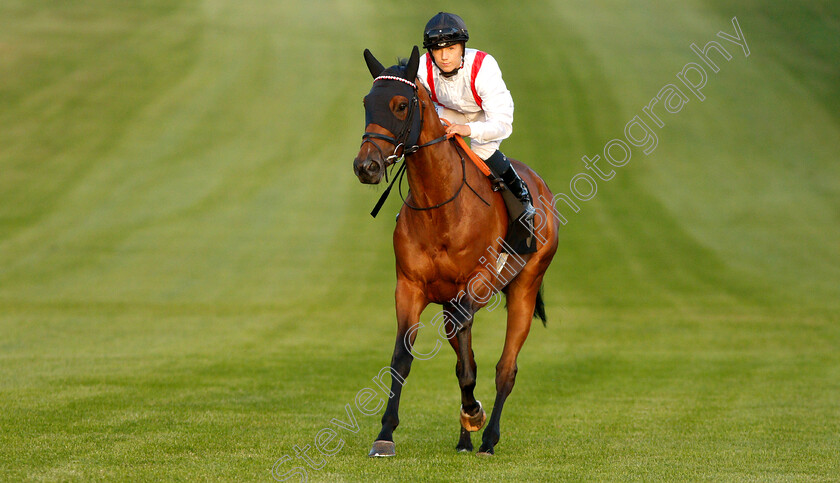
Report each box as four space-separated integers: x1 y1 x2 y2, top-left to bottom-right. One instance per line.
533 285 547 327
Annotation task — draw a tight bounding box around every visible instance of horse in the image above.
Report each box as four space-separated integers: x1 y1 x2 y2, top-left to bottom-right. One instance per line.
353 46 559 456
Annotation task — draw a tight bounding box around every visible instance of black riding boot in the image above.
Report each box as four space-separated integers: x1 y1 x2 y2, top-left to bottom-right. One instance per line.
484 150 537 225
500 165 537 222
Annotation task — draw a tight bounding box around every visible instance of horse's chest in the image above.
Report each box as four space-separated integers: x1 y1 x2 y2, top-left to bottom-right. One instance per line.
422 242 467 274
395 220 496 302
412 246 478 301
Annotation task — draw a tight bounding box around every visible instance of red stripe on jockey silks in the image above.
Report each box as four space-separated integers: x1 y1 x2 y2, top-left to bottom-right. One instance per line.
470 51 487 109
426 54 439 105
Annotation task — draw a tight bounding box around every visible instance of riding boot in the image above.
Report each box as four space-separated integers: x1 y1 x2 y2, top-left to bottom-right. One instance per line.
484 150 537 225
484 150 538 254
500 165 537 223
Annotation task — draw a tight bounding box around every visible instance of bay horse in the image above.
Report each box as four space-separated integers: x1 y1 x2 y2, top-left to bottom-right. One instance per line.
353 46 559 456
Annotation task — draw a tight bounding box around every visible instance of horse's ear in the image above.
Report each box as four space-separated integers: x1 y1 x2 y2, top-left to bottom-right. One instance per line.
363 49 385 78
405 45 420 82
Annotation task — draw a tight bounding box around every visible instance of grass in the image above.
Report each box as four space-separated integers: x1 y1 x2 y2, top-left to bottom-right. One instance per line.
1 0 839 480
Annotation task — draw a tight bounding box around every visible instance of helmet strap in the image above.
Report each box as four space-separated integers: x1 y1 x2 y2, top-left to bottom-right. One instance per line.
440 57 464 77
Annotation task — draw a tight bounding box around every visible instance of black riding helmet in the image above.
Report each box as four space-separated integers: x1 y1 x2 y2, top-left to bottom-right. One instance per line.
422 12 469 49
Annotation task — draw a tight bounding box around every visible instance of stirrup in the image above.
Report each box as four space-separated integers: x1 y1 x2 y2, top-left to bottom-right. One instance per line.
518 201 537 234
521 200 537 221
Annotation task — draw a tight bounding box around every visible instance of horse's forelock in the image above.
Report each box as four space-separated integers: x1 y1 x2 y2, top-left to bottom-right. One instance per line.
381 57 416 82
382 66 406 79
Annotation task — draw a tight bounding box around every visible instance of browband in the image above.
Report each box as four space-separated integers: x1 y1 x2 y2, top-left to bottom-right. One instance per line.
373 75 417 90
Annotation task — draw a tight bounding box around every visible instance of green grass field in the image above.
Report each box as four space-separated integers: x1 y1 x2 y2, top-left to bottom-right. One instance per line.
2 0 839 480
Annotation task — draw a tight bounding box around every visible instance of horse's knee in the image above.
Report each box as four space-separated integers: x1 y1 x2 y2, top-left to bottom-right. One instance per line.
495 360 518 394
456 360 476 390
495 359 517 377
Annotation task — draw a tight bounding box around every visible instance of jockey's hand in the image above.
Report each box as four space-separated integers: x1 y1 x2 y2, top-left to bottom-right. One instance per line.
445 124 471 138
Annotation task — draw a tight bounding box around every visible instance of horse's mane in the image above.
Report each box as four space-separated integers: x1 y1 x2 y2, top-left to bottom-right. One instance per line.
381 57 412 78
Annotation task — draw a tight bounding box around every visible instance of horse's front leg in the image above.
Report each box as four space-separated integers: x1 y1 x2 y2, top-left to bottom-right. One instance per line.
443 304 484 452
369 280 427 457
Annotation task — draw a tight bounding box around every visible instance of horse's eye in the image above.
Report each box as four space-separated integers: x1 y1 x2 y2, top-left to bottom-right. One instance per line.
398 103 408 112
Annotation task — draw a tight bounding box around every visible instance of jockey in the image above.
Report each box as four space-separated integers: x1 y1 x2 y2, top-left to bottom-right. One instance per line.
417 12 536 227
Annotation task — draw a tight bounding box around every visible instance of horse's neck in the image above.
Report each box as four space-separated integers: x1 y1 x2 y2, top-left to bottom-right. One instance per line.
404 104 463 210
405 148 461 210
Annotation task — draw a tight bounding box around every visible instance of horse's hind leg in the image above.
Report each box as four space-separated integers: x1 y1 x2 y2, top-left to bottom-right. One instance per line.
444 304 484 452
477 276 542 455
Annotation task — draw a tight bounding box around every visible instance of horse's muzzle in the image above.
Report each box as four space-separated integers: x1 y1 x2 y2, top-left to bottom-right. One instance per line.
353 155 384 184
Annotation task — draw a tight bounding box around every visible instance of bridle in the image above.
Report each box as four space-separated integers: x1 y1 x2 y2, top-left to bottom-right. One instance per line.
361 75 447 168
362 75 487 218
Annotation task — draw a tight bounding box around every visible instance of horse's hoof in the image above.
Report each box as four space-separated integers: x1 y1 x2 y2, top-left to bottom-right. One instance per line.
456 441 473 452
368 440 396 457
460 401 487 432
456 440 473 453
476 450 494 457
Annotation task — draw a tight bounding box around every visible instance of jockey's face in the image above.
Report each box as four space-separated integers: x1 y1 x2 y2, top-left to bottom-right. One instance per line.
431 43 464 73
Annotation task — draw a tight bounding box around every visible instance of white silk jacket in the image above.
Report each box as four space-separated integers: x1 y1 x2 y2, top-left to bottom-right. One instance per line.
417 48 514 144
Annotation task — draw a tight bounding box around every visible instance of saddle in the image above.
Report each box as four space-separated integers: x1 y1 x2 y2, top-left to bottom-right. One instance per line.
446 128 537 256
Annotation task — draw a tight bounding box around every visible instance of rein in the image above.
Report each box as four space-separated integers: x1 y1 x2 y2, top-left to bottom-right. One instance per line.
365 76 456 218
398 141 490 213
362 77 449 167
368 134 449 218
364 75 491 218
